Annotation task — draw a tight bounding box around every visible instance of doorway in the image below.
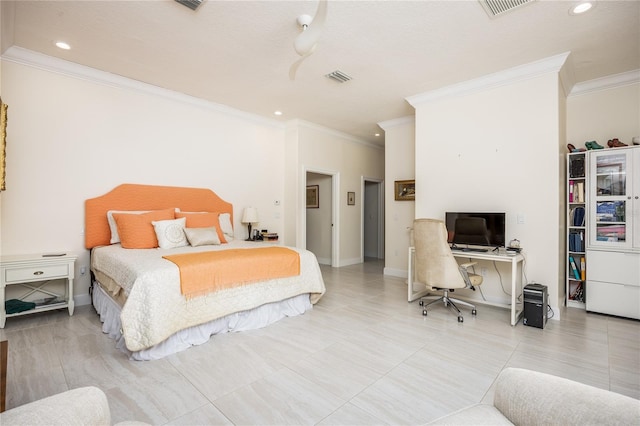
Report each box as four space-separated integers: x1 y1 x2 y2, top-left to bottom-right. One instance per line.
306 171 335 266
362 178 384 262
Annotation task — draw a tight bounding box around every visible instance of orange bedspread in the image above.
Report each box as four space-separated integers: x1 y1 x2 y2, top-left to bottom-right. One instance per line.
163 247 300 298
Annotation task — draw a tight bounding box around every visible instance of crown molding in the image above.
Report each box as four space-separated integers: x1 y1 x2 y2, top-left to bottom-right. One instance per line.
1 46 285 129
378 116 414 131
569 69 640 97
287 119 383 150
406 52 571 106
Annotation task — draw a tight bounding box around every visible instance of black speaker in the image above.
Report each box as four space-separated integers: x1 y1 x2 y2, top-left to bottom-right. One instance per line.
523 284 547 328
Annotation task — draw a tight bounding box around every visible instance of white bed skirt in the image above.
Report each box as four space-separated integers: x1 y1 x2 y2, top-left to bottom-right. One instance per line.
92 282 313 361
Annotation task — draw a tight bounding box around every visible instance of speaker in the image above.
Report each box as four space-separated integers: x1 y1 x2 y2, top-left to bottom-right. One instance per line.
523 283 547 328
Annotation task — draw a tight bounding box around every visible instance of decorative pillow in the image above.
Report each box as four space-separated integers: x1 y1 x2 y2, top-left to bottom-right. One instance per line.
184 226 221 247
152 217 188 249
175 212 227 243
113 208 176 249
107 210 149 244
107 208 179 244
219 213 234 241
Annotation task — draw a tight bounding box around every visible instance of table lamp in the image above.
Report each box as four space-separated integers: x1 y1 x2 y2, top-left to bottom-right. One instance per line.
242 207 259 241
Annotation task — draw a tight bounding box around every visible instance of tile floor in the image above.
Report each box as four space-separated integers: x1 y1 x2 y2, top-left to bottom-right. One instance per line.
1 259 639 425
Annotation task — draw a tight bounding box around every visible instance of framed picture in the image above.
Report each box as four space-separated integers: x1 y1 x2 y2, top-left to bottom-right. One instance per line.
347 191 355 205
394 179 415 201
306 185 319 208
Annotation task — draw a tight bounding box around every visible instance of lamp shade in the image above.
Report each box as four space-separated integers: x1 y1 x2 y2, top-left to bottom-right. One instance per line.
242 207 259 224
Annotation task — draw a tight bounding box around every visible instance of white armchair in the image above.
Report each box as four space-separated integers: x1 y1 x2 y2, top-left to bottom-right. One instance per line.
0 386 149 426
429 368 640 425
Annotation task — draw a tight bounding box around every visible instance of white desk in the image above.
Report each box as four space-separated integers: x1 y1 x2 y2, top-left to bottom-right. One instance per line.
408 247 525 326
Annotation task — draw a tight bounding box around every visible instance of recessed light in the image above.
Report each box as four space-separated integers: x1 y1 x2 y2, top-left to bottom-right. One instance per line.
375 133 380 137
274 111 283 116
55 41 71 50
570 2 594 15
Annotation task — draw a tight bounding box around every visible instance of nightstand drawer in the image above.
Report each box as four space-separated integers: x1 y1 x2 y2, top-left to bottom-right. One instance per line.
4 264 69 283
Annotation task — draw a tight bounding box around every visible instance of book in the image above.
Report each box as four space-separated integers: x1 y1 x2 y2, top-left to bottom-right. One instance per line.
570 282 584 301
580 257 586 281
569 180 574 202
569 256 581 280
572 207 585 227
575 181 584 203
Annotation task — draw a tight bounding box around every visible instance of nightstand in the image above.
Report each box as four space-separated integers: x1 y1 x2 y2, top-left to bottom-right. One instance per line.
0 253 77 328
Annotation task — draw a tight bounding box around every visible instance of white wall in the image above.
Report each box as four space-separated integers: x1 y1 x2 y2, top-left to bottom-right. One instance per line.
0 56 287 304
288 121 385 267
380 117 415 277
0 49 386 306
409 60 567 317
567 77 639 147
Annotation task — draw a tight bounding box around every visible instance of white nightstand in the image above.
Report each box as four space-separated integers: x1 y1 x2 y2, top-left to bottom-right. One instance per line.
0 253 77 328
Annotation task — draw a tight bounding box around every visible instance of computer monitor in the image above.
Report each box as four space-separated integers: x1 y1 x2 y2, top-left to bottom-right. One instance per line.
445 212 506 248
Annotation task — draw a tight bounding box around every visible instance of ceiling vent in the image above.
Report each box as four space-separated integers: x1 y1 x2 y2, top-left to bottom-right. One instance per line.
325 70 352 83
175 0 203 11
479 0 535 18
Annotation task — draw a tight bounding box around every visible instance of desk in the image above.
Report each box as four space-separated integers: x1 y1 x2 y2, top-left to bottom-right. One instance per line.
408 247 525 326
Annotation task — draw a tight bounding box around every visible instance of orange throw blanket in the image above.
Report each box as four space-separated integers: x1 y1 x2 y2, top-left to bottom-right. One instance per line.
163 247 300 298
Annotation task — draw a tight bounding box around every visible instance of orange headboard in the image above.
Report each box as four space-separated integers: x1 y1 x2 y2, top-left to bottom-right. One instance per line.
85 183 233 249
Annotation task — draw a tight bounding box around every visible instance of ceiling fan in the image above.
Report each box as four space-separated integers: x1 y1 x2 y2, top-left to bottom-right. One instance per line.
289 0 328 80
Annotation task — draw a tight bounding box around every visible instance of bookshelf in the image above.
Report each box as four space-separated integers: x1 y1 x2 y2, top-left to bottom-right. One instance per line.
567 152 586 308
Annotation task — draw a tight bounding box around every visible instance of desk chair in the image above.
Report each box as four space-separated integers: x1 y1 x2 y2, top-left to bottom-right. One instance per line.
414 218 483 322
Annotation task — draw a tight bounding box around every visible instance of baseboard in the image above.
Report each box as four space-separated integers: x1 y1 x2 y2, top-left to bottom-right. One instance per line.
384 267 408 279
74 293 92 307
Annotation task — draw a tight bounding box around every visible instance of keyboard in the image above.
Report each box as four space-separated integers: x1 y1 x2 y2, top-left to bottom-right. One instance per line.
451 247 489 253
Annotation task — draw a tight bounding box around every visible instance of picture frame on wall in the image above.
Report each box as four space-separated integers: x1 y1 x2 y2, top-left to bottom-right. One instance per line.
306 185 319 208
347 191 355 205
394 179 415 201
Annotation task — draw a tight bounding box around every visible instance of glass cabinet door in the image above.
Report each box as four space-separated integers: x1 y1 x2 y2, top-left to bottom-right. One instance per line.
589 150 632 249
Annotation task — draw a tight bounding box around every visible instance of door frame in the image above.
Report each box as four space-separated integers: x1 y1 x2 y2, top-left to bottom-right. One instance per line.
361 176 384 262
302 166 340 267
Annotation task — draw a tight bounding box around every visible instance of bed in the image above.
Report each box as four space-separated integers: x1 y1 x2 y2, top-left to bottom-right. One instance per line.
85 184 325 360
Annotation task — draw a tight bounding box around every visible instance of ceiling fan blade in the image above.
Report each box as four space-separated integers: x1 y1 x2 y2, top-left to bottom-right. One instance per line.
293 0 328 56
289 49 316 80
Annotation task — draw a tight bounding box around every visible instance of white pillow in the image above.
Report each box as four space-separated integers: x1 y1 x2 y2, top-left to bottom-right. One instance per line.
184 226 221 247
219 213 234 241
152 217 188 249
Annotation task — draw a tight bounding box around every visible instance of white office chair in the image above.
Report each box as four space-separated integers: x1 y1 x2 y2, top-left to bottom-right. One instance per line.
414 218 483 322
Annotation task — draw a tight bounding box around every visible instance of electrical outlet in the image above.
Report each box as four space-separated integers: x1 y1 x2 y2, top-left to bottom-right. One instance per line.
80 266 87 276
481 267 488 277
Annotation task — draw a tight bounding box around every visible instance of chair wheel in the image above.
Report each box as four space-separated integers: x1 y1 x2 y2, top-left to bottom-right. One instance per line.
419 300 424 306
458 316 463 323
423 310 428 316
472 309 477 315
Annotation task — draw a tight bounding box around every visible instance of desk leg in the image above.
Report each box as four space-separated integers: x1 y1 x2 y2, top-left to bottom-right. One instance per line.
407 247 429 302
510 258 524 326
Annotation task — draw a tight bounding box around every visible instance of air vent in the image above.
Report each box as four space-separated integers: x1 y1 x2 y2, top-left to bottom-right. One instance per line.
175 0 203 11
479 0 535 18
325 70 352 83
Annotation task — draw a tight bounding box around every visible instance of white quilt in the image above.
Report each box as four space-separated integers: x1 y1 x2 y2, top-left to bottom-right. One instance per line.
91 241 326 351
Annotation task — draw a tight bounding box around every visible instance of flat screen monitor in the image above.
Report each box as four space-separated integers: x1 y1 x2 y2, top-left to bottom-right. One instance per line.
445 212 506 248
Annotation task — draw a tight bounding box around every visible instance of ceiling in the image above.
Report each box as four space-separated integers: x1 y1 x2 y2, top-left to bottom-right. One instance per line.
1 0 639 146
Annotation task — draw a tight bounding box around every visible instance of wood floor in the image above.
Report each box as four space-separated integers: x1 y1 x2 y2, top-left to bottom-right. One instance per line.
1 259 639 425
